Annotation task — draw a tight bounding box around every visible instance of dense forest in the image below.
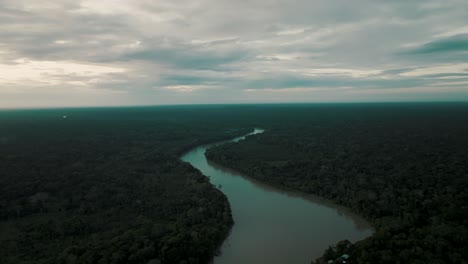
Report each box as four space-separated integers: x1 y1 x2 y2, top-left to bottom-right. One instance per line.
0 106 255 264
205 103 468 264
2 103 468 264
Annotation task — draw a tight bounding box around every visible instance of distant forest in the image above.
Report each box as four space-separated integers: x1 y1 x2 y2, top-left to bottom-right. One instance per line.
206 103 468 264
1 103 467 264
0 106 254 264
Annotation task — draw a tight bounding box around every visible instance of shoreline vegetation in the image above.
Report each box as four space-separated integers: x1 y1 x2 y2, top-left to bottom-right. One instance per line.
0 107 251 264
1 103 467 264
206 150 374 233
205 104 468 264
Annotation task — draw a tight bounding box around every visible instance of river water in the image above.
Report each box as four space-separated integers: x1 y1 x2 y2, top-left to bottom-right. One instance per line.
181 129 373 264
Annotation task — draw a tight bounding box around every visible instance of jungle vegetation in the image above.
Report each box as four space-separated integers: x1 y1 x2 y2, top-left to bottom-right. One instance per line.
1 103 467 264
206 103 468 264
0 106 252 264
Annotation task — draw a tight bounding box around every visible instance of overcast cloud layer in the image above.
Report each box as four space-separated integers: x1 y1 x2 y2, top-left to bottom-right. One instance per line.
1 0 468 108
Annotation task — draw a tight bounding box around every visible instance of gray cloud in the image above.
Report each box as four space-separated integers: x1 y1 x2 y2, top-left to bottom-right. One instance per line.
403 34 468 54
124 45 249 70
1 0 468 108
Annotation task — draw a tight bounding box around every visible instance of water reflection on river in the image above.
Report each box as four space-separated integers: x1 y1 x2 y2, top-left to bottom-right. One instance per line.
181 129 373 264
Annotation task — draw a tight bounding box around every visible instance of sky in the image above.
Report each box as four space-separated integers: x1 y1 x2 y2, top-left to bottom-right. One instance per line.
1 0 468 108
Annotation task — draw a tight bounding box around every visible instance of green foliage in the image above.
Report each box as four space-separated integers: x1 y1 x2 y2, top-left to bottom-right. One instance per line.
2 103 468 263
205 103 468 264
0 106 252 264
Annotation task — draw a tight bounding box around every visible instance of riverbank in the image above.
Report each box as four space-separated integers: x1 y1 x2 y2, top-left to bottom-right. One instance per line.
205 106 468 263
0 107 249 264
183 129 372 264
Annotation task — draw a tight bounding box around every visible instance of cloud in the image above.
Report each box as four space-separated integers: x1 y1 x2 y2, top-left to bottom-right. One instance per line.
124 44 249 70
1 0 468 107
162 84 219 92
0 58 127 88
403 34 468 54
244 87 352 93
399 63 468 77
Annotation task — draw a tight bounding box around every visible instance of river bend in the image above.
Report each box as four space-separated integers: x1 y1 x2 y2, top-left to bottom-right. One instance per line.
181 129 373 264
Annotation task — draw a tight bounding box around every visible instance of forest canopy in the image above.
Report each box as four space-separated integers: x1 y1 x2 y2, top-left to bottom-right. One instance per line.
0 106 253 264
1 103 467 264
205 103 468 264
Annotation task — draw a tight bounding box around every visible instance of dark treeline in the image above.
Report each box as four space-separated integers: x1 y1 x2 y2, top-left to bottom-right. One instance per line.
206 103 468 264
2 103 468 264
0 106 256 264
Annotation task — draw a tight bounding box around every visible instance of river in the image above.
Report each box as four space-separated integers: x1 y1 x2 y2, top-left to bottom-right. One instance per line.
181 129 373 264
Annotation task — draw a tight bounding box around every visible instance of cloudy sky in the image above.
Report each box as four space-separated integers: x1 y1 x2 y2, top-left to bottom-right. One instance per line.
1 0 468 108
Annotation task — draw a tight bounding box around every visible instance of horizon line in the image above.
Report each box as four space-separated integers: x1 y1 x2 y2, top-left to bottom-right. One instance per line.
2 100 468 111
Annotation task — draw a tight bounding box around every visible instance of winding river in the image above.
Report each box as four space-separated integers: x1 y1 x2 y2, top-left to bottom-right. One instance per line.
181 129 373 264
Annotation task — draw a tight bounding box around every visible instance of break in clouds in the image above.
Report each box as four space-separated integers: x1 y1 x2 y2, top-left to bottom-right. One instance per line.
1 0 468 108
